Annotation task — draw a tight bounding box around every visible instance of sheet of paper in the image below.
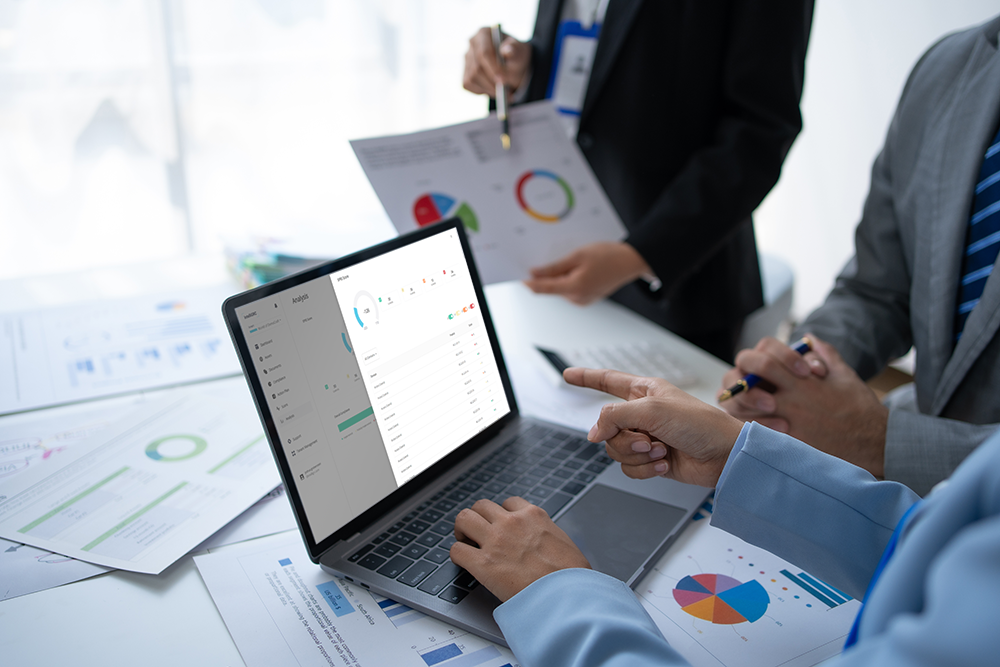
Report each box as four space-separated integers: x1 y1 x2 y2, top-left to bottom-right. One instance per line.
0 536 110 601
351 101 625 284
196 532 520 667
194 485 296 552
636 518 860 667
0 284 242 415
0 391 279 574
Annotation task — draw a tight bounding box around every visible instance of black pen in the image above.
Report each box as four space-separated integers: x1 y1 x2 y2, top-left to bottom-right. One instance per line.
492 24 510 150
718 337 813 402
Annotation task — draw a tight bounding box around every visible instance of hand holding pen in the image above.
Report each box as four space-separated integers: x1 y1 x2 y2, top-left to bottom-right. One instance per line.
461 26 531 143
718 337 813 402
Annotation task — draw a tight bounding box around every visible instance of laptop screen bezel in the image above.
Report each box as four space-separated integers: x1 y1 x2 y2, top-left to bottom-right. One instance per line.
222 219 520 562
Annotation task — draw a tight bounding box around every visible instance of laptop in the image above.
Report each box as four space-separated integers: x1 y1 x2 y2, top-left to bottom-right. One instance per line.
222 219 710 645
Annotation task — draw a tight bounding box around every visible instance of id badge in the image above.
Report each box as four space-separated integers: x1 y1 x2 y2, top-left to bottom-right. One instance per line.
545 20 601 118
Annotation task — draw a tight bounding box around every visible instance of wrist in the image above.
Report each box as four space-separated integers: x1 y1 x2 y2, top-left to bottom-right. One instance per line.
618 242 652 283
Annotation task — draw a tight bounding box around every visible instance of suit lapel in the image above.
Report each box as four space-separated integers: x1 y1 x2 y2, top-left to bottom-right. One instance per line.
931 35 1000 415
579 0 643 128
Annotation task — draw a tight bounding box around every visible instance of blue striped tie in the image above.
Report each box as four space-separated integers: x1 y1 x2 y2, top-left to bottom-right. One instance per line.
955 124 1000 342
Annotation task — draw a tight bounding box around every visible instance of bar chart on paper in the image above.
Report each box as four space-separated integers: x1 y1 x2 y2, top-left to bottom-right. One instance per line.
195 534 521 667
371 594 516 667
637 521 860 667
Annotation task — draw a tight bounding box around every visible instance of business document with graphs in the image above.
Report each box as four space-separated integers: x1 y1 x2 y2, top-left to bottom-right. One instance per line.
234 229 510 544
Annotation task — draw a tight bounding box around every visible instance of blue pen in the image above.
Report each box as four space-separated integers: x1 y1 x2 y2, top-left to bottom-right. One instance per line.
717 337 813 402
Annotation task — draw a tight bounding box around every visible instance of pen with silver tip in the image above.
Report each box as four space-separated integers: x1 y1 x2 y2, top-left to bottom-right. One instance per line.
491 24 510 150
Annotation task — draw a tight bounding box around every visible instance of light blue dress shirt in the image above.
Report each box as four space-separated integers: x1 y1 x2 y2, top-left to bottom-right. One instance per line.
495 422 1000 666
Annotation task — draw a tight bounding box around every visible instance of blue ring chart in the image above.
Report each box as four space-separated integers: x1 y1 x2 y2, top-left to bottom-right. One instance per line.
341 333 353 353
353 291 378 329
145 434 207 462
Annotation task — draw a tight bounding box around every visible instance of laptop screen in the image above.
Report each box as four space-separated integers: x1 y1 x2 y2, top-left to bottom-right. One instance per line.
230 224 511 546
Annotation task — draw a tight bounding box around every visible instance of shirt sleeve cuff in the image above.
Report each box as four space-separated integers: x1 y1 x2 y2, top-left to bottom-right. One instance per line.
716 421 752 491
495 568 685 667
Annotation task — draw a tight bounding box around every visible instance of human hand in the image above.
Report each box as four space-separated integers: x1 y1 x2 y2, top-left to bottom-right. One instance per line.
525 242 651 305
449 497 590 602
718 336 828 429
462 27 531 96
564 367 744 487
717 334 888 477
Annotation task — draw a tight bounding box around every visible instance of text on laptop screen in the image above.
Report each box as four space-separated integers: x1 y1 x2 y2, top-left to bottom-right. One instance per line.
235 229 510 543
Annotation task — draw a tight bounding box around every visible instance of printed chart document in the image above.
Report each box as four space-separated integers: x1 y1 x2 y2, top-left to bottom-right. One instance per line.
636 517 860 667
0 284 241 415
0 392 279 574
196 532 519 667
351 101 625 284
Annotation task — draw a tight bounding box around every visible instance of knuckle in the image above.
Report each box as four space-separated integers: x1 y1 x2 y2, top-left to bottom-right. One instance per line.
622 465 642 479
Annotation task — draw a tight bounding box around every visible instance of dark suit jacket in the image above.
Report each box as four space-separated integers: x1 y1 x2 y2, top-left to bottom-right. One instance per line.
523 0 812 344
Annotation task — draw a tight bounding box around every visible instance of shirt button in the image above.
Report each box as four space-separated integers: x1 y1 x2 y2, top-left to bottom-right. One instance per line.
578 133 594 149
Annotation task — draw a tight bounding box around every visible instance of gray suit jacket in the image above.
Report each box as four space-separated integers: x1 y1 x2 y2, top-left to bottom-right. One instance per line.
793 16 1000 495
496 424 1000 666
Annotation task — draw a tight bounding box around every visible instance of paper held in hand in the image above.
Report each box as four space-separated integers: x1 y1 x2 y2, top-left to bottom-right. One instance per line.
350 100 626 284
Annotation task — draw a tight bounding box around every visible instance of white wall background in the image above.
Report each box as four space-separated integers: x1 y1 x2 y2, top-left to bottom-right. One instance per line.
755 0 999 321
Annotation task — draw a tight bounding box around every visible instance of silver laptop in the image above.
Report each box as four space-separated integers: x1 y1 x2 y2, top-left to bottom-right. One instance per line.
222 220 710 645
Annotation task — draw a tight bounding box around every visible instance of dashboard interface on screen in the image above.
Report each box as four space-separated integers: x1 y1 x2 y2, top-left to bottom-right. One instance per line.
234 229 510 543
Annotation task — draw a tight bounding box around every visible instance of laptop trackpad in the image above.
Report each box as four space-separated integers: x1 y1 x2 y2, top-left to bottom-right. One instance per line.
555 484 687 582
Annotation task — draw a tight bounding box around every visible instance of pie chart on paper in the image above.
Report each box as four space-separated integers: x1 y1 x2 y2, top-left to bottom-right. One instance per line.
413 192 479 232
672 574 769 624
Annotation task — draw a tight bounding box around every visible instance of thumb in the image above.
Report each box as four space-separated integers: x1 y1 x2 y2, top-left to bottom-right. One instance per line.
530 252 580 278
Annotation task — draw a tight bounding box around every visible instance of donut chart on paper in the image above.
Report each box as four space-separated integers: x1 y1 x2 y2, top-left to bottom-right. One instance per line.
515 170 575 222
672 574 769 624
413 193 479 232
145 434 207 462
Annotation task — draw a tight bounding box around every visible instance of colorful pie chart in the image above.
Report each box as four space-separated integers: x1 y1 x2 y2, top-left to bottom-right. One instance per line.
413 193 479 232
672 574 769 624
515 170 574 222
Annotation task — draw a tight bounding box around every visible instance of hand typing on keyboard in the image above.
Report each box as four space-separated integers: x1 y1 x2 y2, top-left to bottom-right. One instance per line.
450 496 591 602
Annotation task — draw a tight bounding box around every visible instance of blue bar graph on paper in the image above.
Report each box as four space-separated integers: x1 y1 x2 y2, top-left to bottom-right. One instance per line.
385 604 413 618
436 646 503 667
377 598 397 609
421 643 463 666
780 569 845 608
798 571 850 605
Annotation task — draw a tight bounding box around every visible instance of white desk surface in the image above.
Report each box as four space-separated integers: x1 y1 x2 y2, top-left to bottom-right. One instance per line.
0 259 729 667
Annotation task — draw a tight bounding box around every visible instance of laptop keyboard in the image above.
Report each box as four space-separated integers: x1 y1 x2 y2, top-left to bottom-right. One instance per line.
346 424 613 603
564 341 698 387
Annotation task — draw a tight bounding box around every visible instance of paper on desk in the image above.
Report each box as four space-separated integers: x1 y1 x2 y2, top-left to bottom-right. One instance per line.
196 532 519 667
0 391 279 574
194 485 296 552
351 101 625 284
0 284 241 416
636 518 859 667
0 536 110 600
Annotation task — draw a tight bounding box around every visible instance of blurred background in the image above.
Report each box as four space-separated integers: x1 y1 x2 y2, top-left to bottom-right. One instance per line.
0 0 997 323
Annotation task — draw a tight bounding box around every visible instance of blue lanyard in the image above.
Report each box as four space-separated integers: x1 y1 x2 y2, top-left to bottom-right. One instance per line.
844 500 922 648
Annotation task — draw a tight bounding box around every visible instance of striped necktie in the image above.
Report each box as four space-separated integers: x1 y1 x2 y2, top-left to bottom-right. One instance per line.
954 124 1000 343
